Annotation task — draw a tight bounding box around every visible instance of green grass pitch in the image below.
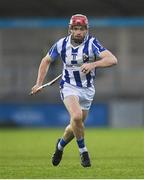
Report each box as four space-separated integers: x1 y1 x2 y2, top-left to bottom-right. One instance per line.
0 128 144 178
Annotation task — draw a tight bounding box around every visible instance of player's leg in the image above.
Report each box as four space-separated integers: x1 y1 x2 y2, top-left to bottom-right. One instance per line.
78 110 91 167
63 124 74 143
64 95 84 139
55 95 85 151
57 83 92 150
63 96 91 167
59 109 88 148
52 96 89 166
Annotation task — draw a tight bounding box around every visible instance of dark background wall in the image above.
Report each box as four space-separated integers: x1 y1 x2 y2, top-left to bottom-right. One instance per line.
0 0 144 17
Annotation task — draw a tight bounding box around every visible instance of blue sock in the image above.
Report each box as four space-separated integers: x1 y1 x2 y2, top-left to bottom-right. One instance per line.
77 138 85 148
77 138 87 153
58 138 67 151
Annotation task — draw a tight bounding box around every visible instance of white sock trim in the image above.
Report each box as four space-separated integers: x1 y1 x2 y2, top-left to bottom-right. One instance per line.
79 147 88 154
58 142 64 151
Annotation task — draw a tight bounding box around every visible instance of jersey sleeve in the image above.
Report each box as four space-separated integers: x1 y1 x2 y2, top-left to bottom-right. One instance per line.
48 43 59 61
92 38 106 57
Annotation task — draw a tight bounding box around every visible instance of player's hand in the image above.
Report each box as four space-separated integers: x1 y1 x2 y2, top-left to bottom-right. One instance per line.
81 62 95 74
30 84 42 95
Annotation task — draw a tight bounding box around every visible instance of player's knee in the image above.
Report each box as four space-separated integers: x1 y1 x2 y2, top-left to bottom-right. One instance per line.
71 111 82 123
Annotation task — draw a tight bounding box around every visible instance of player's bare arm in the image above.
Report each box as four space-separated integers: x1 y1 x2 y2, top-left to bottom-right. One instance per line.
31 55 52 94
81 50 117 74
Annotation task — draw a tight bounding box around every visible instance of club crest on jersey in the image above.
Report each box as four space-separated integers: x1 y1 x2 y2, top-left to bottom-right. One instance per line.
83 53 89 63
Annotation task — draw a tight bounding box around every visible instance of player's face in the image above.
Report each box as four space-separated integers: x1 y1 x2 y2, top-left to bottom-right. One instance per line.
70 26 88 44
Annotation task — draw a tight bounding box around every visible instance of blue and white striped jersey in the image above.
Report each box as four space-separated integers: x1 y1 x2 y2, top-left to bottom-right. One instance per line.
48 35 106 88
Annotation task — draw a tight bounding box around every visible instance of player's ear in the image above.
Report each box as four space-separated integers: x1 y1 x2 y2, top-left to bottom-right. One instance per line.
68 24 71 34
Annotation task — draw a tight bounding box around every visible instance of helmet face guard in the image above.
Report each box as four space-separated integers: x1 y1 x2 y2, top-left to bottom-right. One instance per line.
69 14 89 29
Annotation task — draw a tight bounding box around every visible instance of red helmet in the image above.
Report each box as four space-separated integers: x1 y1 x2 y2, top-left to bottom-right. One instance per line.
69 14 89 29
